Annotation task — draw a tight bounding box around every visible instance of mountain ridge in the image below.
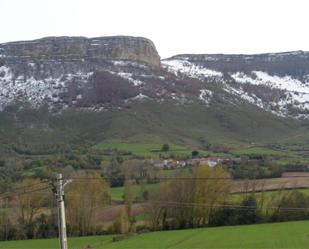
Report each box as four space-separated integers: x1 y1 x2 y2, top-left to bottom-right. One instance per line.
1 35 309 153
1 35 309 118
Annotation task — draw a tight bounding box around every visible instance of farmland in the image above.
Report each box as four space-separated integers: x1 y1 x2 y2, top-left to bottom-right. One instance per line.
231 175 309 193
94 140 229 159
109 174 309 202
1 220 309 249
110 183 157 201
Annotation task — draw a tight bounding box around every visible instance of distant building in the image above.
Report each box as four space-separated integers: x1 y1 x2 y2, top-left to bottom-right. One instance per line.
153 157 228 169
154 159 186 169
190 157 224 167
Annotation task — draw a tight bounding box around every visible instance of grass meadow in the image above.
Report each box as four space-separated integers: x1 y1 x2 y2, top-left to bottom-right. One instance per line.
1 220 309 249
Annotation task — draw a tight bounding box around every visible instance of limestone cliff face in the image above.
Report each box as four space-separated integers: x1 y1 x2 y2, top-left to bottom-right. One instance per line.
2 35 309 119
0 36 160 67
0 36 163 110
87 36 160 67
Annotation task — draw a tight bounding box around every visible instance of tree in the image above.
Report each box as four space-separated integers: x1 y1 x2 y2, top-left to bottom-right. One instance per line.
236 195 261 224
147 182 173 230
191 150 199 158
208 205 238 226
0 209 12 240
66 172 109 236
101 157 124 187
161 144 170 152
199 137 211 150
121 159 150 180
35 214 56 239
15 179 51 239
269 190 309 222
148 165 231 230
121 159 154 200
124 178 135 232
193 166 231 226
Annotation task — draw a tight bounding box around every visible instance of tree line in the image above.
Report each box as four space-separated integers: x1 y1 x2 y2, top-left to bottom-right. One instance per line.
1 164 309 241
146 166 309 231
0 172 109 241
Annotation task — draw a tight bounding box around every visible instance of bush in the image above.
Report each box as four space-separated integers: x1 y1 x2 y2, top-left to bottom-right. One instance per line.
107 217 122 234
161 144 170 152
236 195 262 224
191 150 199 158
209 195 262 226
269 191 309 222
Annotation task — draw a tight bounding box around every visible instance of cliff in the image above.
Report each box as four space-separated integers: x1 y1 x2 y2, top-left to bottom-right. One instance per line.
0 36 160 67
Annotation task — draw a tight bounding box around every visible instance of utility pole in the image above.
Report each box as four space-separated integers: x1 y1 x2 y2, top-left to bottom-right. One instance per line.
54 173 71 249
5 197 8 241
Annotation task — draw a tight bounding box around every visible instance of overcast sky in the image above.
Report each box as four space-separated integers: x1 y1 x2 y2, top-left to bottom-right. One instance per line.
1 0 309 58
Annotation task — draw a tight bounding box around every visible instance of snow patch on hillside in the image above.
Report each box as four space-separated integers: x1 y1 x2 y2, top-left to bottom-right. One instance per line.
116 72 144 86
231 71 309 94
230 71 309 114
162 59 223 79
132 93 149 101
0 65 93 110
0 66 12 82
222 83 286 115
199 89 213 105
112 60 147 69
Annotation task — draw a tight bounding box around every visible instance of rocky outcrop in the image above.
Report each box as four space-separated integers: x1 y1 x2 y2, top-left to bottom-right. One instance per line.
162 51 309 118
168 51 309 77
1 35 309 119
0 36 160 67
0 36 162 111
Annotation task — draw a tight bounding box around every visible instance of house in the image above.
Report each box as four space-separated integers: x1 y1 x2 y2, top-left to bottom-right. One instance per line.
189 157 224 167
154 159 186 169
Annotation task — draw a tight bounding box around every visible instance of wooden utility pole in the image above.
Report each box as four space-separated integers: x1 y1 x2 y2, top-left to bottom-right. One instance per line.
54 174 71 249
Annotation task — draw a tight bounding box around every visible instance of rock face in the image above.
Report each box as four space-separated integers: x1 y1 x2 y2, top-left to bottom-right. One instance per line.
0 36 160 67
162 51 309 118
1 35 309 120
0 36 163 110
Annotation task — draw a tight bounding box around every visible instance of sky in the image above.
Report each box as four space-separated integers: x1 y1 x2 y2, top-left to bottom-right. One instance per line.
1 0 309 58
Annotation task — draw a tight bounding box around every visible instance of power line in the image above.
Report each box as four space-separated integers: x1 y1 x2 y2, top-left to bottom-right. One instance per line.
68 177 232 181
67 175 309 181
0 181 49 195
0 178 51 197
1 175 307 198
0 184 51 199
145 200 309 212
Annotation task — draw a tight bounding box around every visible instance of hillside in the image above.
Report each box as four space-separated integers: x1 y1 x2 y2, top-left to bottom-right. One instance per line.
1 220 309 249
1 100 307 155
1 36 309 154
163 51 309 119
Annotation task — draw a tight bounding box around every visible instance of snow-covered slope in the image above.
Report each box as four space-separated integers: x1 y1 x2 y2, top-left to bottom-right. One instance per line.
1 35 309 119
162 53 309 118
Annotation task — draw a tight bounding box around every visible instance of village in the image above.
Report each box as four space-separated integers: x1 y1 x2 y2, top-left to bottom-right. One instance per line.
153 157 232 169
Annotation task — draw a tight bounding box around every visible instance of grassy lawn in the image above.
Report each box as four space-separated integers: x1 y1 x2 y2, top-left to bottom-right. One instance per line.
1 220 309 248
230 145 309 166
110 183 158 201
230 146 288 157
0 235 112 249
94 141 192 158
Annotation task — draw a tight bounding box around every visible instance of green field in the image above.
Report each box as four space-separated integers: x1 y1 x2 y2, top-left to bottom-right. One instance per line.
110 183 158 201
0 235 112 249
95 140 192 158
230 146 287 157
1 220 309 248
110 183 309 202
